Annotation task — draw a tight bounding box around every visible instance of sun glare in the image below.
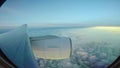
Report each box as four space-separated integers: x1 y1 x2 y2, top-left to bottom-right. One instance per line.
93 26 120 33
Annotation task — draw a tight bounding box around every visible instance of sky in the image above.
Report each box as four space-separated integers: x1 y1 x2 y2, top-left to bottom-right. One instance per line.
0 0 120 27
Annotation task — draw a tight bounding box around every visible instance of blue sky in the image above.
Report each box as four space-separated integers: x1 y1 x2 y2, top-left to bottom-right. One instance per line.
0 0 120 27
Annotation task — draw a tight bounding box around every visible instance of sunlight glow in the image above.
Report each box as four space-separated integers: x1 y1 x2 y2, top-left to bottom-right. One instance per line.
94 26 120 33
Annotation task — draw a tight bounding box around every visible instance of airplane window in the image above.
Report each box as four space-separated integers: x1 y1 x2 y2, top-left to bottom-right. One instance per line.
0 0 120 68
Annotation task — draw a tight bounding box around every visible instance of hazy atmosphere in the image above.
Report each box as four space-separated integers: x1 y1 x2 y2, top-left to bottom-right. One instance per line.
0 0 120 27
